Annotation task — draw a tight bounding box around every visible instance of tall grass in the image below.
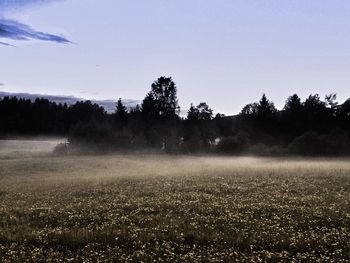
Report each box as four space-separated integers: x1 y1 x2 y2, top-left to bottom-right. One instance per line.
1 154 350 262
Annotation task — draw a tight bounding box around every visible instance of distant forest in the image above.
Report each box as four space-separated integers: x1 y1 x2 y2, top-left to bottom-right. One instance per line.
1 76 350 156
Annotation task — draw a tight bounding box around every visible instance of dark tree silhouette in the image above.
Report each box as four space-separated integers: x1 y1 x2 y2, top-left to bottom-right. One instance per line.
338 99 350 131
240 94 277 121
238 94 278 145
325 93 338 109
141 77 181 150
187 102 213 121
0 96 68 135
142 76 180 119
303 94 330 132
241 102 259 116
284 94 303 113
257 94 277 120
281 94 305 140
183 102 216 152
114 98 128 129
67 100 106 127
1 79 350 156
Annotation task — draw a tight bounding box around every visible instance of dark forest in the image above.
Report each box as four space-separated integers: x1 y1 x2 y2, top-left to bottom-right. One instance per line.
1 76 350 155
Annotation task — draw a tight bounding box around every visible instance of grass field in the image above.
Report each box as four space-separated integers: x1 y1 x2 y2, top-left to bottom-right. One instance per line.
1 142 350 262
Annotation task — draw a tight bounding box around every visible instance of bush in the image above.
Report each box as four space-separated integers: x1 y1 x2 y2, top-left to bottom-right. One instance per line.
247 143 287 156
68 121 132 152
320 128 349 155
288 129 349 156
53 142 69 155
217 134 249 154
288 131 321 155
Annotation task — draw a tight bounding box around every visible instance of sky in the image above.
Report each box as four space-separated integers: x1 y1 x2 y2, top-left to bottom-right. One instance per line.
1 0 350 115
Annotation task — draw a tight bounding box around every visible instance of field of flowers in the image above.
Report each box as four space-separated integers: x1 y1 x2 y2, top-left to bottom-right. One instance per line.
1 153 350 262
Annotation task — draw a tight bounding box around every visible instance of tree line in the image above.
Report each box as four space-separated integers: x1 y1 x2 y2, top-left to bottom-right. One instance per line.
1 76 350 155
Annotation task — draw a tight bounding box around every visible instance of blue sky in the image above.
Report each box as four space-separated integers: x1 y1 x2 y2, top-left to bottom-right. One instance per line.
1 0 350 114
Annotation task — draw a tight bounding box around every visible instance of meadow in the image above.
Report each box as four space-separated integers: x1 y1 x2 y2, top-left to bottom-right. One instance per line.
1 142 350 262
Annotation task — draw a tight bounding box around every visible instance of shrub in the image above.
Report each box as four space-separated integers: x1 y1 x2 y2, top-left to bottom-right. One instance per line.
288 129 349 156
320 128 349 155
68 121 132 152
217 134 249 154
53 142 69 155
288 131 321 155
245 143 287 156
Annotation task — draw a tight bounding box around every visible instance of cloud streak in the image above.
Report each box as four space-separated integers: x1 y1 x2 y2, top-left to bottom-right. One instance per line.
0 1 70 45
0 41 15 47
0 19 70 43
0 0 58 11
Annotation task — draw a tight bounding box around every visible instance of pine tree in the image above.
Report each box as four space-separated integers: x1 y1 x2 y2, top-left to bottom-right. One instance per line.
115 98 128 129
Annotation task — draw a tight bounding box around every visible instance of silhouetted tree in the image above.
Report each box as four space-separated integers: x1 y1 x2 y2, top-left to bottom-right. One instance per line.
303 94 330 132
337 99 350 131
213 113 235 137
238 94 278 145
2 86 350 156
325 93 338 108
183 102 215 152
142 76 180 119
257 93 277 120
67 101 106 127
240 94 277 121
241 102 259 116
281 94 305 140
114 98 128 129
0 96 68 135
284 94 303 113
141 77 181 150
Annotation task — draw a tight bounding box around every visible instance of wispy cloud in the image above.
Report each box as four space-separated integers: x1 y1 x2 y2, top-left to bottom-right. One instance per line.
0 41 15 47
0 0 58 11
0 19 70 43
0 0 70 45
0 83 4 86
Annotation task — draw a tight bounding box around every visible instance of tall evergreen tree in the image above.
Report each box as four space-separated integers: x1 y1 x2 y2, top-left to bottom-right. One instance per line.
257 94 277 119
284 94 303 113
282 94 305 140
114 98 128 129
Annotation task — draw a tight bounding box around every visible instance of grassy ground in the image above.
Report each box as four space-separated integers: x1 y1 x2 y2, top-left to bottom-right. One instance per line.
1 151 350 262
